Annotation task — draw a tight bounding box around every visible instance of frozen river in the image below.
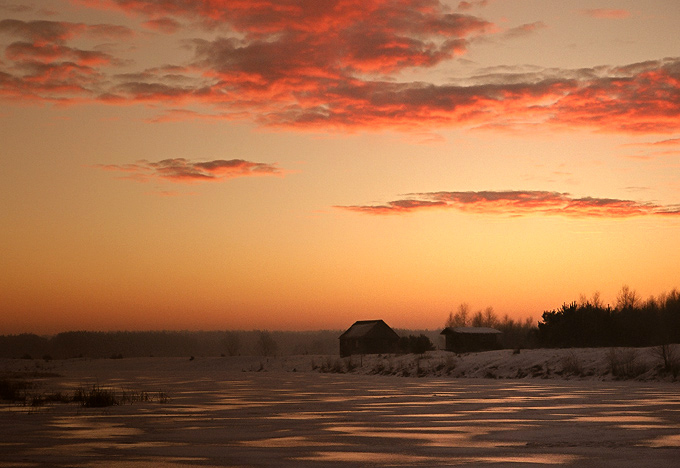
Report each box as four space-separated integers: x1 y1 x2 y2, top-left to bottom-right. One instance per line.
2 357 680 467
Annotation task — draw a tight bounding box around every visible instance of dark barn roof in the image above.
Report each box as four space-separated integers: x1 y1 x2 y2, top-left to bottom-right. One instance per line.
339 320 400 356
340 320 399 340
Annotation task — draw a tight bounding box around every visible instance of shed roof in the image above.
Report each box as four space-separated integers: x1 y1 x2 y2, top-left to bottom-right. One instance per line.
440 326 502 335
339 320 399 339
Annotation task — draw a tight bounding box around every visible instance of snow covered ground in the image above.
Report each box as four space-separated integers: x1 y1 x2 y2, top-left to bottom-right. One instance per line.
304 346 679 381
1 349 679 467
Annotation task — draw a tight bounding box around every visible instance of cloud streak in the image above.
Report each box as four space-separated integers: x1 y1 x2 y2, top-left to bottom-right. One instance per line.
337 190 680 218
97 158 284 183
580 9 631 19
502 21 547 39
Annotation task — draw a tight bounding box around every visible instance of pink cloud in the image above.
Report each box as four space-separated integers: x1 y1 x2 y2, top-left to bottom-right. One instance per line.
97 158 284 183
337 190 680 218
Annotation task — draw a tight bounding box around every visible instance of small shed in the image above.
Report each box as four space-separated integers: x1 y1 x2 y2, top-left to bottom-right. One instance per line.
440 327 502 353
339 320 400 357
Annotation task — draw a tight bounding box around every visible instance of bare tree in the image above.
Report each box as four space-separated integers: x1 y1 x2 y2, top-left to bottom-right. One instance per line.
222 331 241 356
616 285 640 310
470 307 497 327
579 291 603 307
446 303 470 327
483 307 498 327
471 310 484 327
450 304 500 328
256 330 278 357
591 291 603 308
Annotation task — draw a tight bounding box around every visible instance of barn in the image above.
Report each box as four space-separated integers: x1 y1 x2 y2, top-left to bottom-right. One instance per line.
339 320 400 357
440 326 502 353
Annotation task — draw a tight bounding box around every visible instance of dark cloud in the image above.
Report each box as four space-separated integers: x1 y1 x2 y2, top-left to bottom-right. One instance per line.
5 41 116 65
97 158 284 183
0 3 32 13
0 19 135 100
337 190 680 218
0 19 132 42
457 0 489 11
143 17 182 34
0 60 103 102
77 0 492 75
0 19 75 42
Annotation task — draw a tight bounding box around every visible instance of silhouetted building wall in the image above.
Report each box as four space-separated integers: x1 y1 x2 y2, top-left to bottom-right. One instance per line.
440 327 502 353
339 320 400 357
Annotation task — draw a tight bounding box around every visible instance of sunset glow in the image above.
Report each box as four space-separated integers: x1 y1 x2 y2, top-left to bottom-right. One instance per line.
1 0 679 334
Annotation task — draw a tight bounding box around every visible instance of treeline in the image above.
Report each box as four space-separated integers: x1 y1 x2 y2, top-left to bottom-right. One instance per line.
0 330 341 360
537 287 680 348
445 304 537 349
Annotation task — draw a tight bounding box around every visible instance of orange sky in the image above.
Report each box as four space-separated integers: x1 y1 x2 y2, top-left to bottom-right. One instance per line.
1 0 679 334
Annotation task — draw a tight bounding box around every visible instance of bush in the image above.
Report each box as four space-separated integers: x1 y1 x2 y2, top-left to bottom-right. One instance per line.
0 377 30 402
607 348 648 379
650 344 680 377
432 355 457 375
370 360 394 375
344 357 358 372
319 358 345 373
561 352 583 376
73 385 119 407
398 335 434 354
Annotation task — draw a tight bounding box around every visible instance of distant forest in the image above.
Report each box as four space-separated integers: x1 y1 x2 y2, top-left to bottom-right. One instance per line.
0 330 340 360
0 329 446 360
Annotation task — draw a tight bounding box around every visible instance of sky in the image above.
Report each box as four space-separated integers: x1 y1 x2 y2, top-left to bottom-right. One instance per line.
1 0 679 335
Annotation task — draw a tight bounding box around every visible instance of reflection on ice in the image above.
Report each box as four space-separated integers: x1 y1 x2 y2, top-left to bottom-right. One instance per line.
3 362 680 468
51 417 142 439
572 415 662 423
84 458 217 468
270 411 337 420
295 451 437 465
297 451 579 465
240 436 344 448
640 434 680 447
326 424 526 448
474 454 581 465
